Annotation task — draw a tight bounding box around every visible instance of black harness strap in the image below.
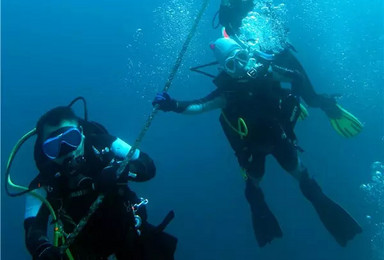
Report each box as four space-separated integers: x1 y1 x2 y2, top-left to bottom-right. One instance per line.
155 211 175 233
189 61 219 79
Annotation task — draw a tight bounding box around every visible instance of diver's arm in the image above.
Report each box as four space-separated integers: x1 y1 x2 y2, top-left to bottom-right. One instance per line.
272 50 340 114
176 96 226 115
24 189 51 257
173 90 226 115
110 138 156 182
288 70 341 117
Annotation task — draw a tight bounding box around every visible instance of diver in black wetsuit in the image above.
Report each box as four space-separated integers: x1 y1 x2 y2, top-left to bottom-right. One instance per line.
24 106 177 260
152 35 362 247
216 0 363 135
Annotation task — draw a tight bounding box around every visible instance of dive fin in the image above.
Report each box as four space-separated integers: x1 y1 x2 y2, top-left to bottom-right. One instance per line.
245 181 283 247
328 104 363 138
298 103 309 121
300 174 362 246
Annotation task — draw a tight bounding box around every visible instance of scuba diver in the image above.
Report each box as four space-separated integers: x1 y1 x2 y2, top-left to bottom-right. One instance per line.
216 0 363 137
18 99 177 259
152 35 363 248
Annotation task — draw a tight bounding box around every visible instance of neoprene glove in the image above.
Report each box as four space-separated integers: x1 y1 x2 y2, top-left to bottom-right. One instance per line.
318 94 342 118
97 162 125 193
97 161 140 192
34 244 62 260
152 92 177 112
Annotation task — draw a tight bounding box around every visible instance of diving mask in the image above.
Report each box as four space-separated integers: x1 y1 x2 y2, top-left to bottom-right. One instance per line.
42 127 82 160
224 49 250 75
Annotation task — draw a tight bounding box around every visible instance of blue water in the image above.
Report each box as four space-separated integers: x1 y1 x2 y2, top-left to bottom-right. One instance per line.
2 0 383 259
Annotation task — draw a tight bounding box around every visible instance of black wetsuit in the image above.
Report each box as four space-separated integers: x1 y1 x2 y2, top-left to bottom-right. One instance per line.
173 71 335 179
216 73 301 178
25 122 177 260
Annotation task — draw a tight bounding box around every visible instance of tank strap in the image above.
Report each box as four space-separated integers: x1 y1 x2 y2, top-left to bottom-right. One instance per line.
189 61 219 78
155 210 175 233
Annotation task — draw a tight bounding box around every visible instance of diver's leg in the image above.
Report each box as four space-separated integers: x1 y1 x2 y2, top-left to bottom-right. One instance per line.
139 223 177 260
116 222 177 260
272 137 302 178
244 152 283 247
114 228 141 260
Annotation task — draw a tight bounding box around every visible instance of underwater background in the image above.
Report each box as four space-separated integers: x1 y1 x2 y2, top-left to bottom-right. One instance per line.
2 0 383 259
